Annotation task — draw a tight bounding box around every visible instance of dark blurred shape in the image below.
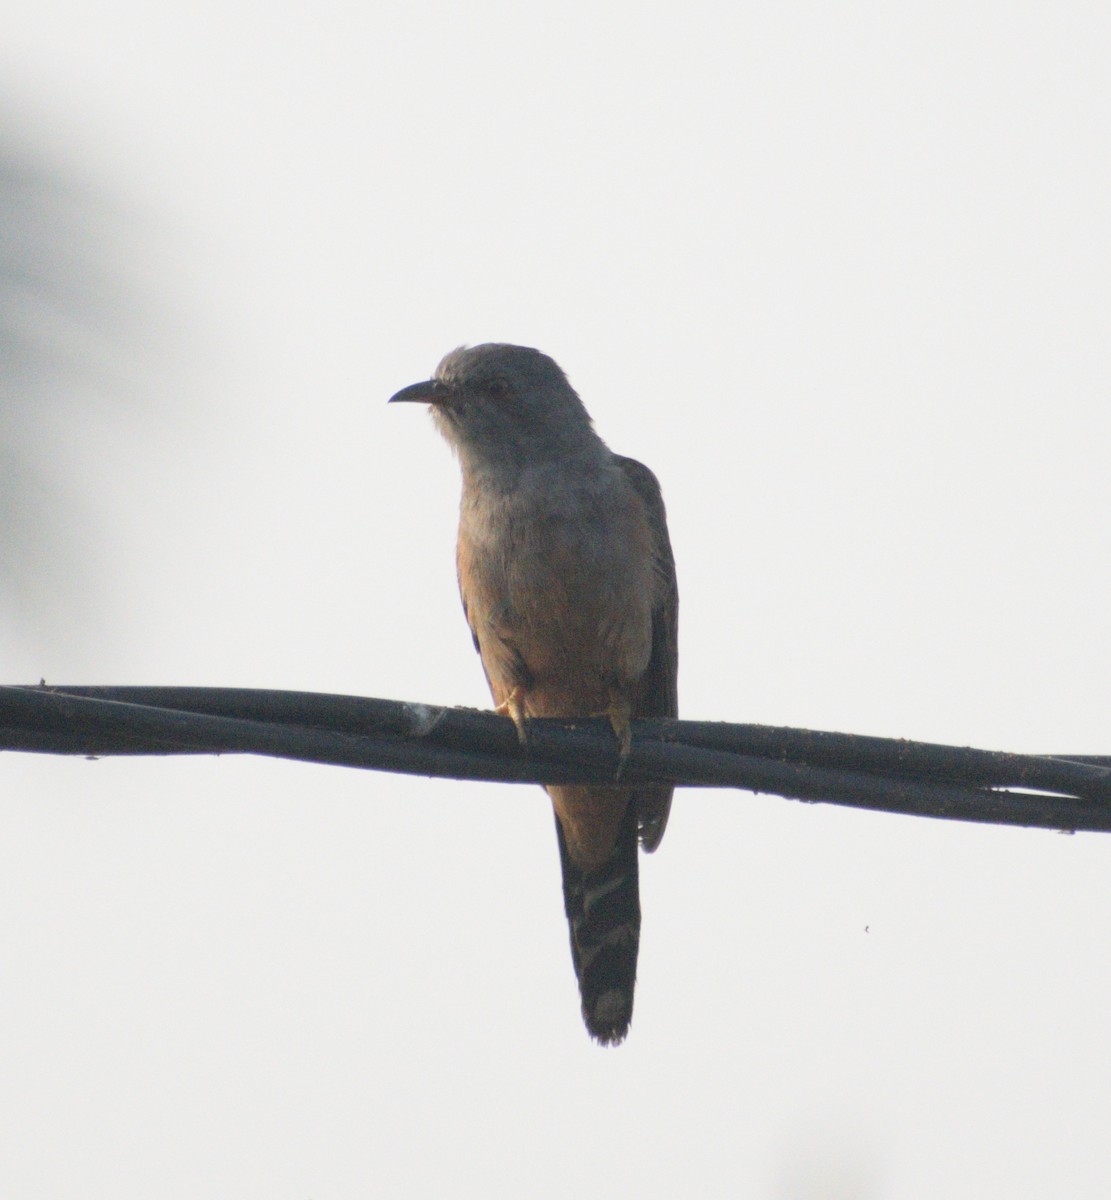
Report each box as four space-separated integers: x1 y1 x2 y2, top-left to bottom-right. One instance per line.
0 127 156 642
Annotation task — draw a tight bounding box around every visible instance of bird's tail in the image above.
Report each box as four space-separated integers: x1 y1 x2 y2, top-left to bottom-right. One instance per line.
554 796 641 1045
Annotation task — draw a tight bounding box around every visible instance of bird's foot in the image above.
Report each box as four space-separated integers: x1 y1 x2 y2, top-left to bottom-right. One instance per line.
602 696 634 780
495 688 529 746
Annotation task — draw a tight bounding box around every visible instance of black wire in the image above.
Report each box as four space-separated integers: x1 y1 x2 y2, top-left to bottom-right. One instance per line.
2 683 1110 834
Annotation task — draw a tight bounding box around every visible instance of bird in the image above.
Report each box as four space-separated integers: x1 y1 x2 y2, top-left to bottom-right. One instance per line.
389 343 678 1044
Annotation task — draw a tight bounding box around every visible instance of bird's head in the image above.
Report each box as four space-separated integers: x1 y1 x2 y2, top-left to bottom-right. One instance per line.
389 343 598 470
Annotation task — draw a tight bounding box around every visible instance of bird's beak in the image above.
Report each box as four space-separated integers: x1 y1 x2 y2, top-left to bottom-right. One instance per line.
388 379 448 405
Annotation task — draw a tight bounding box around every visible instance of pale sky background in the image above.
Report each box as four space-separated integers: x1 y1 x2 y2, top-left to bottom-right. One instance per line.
2 2 1110 1196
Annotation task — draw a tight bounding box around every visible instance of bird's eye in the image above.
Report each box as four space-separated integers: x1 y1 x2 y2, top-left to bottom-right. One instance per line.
487 377 510 398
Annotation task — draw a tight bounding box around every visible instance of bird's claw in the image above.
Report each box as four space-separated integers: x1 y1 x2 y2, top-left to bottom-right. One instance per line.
603 697 633 780
495 688 529 746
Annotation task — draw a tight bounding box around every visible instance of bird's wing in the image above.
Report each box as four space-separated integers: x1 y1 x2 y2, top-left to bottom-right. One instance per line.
615 454 678 851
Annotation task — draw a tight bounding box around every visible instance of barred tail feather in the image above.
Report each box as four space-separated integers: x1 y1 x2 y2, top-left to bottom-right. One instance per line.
555 800 641 1045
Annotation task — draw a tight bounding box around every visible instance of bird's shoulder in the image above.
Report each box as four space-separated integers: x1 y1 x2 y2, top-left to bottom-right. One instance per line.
612 454 665 513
